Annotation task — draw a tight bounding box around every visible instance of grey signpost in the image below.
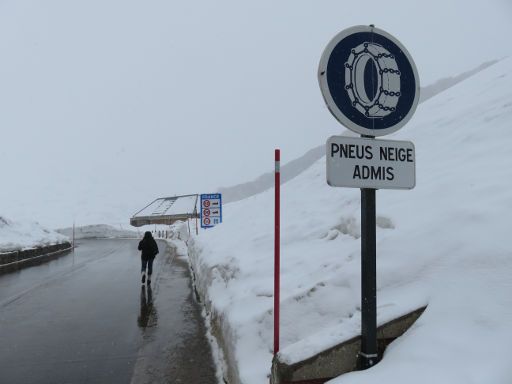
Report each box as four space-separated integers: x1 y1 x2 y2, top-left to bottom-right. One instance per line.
318 25 420 369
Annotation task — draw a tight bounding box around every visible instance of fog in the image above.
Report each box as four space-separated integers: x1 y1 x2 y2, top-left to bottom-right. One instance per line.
0 0 510 227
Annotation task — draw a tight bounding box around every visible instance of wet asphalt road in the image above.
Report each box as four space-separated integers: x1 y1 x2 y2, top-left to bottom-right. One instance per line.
0 239 218 384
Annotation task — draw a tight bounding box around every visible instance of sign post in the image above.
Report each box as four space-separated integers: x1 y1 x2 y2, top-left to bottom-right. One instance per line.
318 25 420 369
360 186 377 367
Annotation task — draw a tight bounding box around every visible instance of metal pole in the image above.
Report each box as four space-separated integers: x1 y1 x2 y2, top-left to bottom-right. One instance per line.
274 149 281 355
358 187 378 369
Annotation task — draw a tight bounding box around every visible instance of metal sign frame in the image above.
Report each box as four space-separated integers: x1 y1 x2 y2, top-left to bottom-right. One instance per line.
129 194 199 227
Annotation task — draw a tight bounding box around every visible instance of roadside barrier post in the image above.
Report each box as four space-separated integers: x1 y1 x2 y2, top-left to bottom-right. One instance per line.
274 149 281 355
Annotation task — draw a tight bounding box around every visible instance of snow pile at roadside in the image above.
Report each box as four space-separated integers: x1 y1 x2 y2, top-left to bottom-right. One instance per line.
163 221 191 256
0 215 69 253
189 57 512 384
56 224 137 240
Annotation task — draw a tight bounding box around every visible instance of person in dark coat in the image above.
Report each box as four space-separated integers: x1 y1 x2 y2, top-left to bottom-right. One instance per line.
138 231 159 284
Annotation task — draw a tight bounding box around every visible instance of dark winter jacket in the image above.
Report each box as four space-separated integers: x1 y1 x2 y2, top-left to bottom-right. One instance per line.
138 232 159 260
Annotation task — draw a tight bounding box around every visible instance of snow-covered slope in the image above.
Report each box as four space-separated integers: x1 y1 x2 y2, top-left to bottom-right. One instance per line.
0 216 69 253
189 58 512 384
217 60 501 205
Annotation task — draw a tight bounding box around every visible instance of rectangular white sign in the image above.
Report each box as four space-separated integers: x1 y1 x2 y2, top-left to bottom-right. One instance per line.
326 136 416 190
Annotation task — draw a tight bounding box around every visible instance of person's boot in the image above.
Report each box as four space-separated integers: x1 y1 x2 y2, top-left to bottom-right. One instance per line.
141 271 146 284
147 274 151 284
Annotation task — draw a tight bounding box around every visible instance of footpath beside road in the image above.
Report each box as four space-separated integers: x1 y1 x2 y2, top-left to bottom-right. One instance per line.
0 239 218 384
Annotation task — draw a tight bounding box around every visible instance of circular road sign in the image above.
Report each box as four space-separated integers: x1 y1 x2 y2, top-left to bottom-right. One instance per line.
318 25 420 137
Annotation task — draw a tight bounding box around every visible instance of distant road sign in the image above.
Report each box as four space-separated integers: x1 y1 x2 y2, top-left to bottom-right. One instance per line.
326 136 415 189
200 194 222 228
318 25 420 137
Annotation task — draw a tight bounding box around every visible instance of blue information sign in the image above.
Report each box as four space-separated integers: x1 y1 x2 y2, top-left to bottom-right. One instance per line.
200 194 222 229
318 25 420 137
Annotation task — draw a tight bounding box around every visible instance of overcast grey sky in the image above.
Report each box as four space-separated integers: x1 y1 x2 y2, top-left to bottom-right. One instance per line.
0 0 511 227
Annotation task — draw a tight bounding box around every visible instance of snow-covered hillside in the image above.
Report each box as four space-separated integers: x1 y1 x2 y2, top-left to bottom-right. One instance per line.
217 60 499 205
189 58 512 384
0 216 68 253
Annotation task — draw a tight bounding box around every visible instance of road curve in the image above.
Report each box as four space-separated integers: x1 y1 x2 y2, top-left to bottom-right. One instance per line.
0 239 218 384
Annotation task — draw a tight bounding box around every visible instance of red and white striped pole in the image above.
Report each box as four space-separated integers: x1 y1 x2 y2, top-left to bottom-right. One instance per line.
274 149 281 355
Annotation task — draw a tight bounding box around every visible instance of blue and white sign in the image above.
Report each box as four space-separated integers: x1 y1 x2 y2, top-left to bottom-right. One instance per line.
200 194 222 229
318 25 420 137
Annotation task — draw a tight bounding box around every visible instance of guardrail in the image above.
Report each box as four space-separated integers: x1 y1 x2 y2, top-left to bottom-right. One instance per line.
0 242 73 271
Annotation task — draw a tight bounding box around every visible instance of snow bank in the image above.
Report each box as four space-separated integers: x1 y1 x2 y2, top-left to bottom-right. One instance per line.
189 57 512 384
163 221 191 257
0 215 69 253
56 224 137 240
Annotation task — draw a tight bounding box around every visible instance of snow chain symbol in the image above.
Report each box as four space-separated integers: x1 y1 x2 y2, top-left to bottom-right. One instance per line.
344 42 401 118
